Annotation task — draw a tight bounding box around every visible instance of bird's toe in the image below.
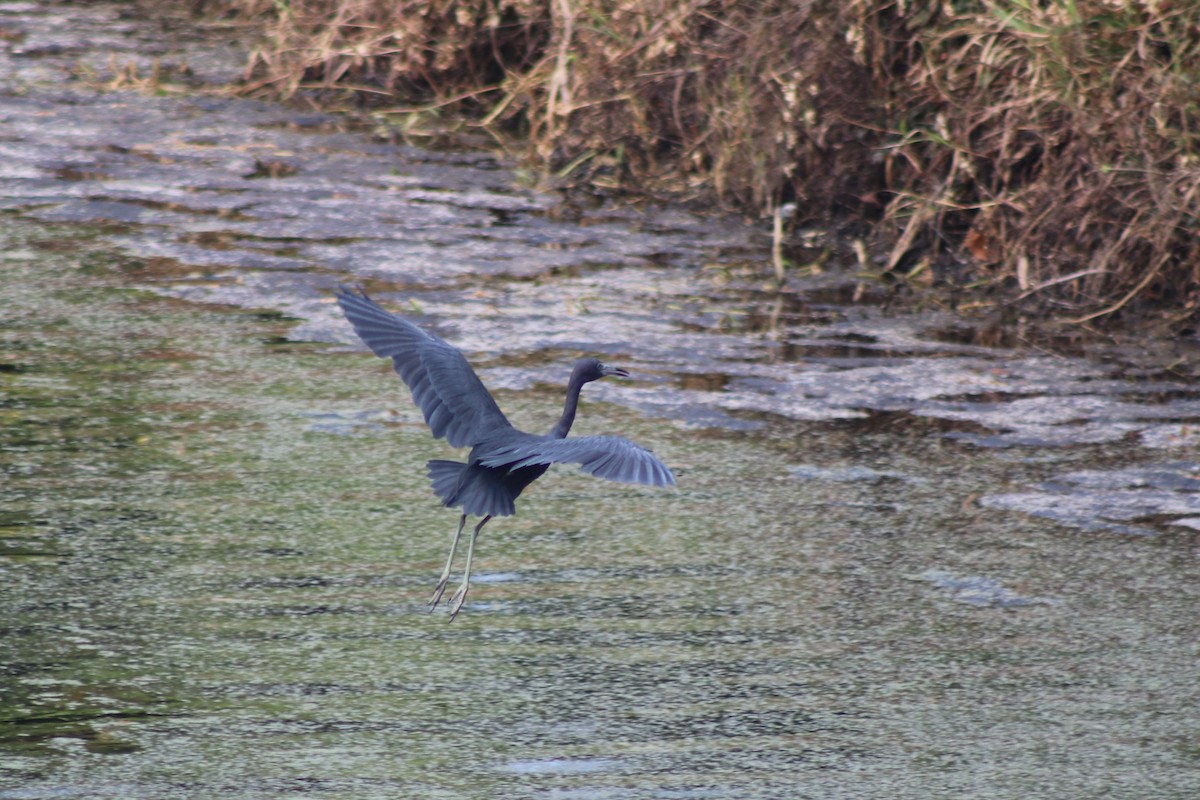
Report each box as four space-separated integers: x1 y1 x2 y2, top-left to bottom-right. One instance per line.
428 576 452 610
447 583 469 621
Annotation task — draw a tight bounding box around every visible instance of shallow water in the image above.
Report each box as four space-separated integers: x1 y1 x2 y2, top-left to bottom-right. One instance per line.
3 3 1200 799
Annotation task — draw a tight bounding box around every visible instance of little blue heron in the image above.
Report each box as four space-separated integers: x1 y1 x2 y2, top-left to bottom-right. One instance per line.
336 288 675 619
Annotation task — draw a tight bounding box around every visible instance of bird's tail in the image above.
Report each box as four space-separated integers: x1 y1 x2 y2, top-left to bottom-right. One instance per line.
426 460 517 518
427 460 467 506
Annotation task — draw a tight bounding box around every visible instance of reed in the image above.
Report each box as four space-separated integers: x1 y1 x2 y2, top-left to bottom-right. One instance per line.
182 0 1200 328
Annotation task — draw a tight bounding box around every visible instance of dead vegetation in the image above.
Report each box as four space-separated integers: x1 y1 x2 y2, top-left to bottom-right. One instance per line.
184 0 1200 329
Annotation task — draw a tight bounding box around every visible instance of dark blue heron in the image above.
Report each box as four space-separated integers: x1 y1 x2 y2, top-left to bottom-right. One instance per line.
336 288 675 619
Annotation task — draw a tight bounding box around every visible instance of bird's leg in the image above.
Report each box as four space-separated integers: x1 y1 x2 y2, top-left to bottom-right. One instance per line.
428 513 467 611
448 515 492 621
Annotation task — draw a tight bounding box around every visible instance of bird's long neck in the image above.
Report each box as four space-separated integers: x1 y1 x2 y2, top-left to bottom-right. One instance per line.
549 371 586 439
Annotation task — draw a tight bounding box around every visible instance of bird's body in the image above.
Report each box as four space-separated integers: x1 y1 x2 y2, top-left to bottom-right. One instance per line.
335 287 674 619
425 456 547 519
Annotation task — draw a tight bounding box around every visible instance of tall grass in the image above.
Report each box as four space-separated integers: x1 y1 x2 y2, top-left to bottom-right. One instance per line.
188 0 1200 327
880 0 1200 324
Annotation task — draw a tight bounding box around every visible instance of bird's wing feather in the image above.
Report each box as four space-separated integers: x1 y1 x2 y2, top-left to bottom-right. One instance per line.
336 288 511 447
476 435 675 487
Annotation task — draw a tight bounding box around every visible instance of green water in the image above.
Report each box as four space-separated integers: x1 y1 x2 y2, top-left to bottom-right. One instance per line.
2 216 1198 799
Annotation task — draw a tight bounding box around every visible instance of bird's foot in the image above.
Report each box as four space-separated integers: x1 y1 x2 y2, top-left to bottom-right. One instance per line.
447 582 469 621
428 575 451 611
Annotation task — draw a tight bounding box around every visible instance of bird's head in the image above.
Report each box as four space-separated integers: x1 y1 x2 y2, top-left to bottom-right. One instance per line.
575 356 630 383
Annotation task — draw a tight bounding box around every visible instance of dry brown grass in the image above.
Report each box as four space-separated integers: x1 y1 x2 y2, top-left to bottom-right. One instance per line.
870 1 1200 326
193 0 548 100
182 0 1200 329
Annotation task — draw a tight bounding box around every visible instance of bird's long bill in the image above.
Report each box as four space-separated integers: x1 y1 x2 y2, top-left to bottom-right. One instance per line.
603 365 631 378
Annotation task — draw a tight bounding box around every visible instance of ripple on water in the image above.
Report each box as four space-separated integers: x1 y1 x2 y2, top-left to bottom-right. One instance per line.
980 461 1200 536
918 570 1061 608
500 757 617 774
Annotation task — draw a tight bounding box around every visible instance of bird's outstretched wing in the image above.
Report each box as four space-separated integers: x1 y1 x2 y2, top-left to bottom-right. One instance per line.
476 435 676 487
336 287 511 448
